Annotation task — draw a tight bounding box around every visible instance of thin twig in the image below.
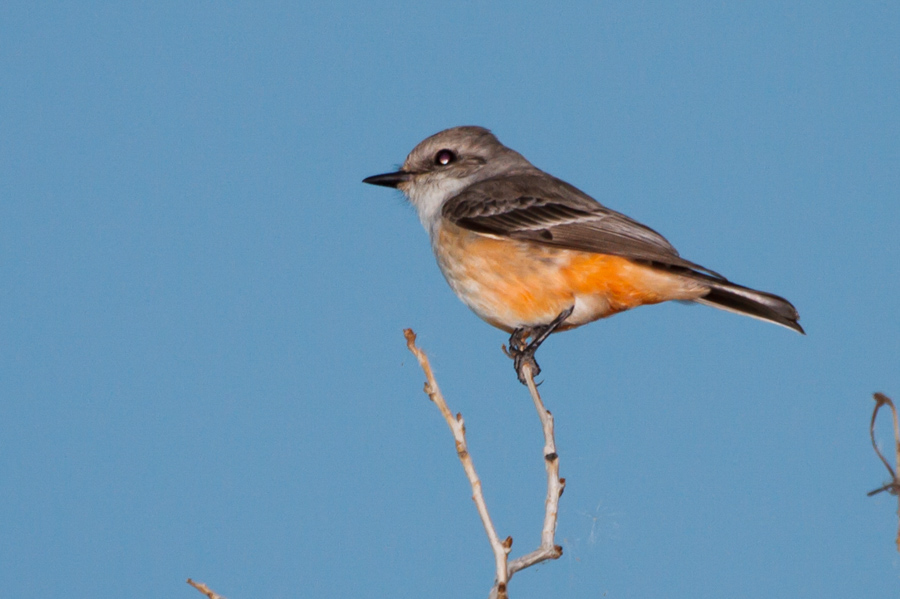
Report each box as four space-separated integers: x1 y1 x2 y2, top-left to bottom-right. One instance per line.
868 392 900 552
187 579 226 599
506 362 565 576
404 329 511 598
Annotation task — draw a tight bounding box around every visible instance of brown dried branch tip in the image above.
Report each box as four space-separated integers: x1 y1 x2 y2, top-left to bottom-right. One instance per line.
867 392 900 552
187 579 226 599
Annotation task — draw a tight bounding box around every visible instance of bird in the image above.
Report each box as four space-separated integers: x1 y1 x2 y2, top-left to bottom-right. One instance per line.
363 126 802 383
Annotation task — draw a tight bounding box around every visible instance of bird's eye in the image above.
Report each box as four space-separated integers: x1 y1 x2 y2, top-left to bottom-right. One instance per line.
435 149 456 166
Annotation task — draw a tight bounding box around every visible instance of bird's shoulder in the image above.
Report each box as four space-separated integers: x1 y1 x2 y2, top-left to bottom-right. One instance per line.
442 172 601 220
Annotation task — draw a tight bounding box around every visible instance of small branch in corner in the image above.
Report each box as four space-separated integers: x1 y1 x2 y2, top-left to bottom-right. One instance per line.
867 392 900 552
187 579 226 599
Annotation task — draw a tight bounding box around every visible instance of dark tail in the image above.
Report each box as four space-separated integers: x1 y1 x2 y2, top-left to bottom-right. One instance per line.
693 279 804 334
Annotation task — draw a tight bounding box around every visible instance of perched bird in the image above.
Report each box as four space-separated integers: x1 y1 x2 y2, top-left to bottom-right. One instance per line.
364 126 802 383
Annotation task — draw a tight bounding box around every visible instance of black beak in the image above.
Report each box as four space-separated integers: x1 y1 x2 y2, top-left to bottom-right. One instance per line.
362 170 411 188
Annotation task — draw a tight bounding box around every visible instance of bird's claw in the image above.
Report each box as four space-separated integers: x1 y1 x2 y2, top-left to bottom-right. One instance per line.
514 350 541 385
505 306 574 385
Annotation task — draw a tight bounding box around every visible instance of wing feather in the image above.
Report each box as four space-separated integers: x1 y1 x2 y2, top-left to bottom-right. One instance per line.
443 173 725 279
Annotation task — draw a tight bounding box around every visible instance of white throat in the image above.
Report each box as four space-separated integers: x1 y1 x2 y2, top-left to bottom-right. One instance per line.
405 174 475 236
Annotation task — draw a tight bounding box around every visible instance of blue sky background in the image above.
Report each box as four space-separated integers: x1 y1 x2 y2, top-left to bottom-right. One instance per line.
2 2 898 597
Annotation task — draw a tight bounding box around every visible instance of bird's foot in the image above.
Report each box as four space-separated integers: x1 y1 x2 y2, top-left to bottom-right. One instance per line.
504 306 574 385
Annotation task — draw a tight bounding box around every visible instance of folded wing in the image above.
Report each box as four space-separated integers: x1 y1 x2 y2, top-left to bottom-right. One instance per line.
443 173 724 278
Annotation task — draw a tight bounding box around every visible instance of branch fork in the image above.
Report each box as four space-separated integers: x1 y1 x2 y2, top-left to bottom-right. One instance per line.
404 329 565 598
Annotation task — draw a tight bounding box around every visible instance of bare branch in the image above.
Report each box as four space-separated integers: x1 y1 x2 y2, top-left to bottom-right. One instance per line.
187 579 226 599
404 329 511 597
404 330 567 598
868 392 900 552
506 362 565 577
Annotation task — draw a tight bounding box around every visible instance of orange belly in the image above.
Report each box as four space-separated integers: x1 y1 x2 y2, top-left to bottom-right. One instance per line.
433 222 708 332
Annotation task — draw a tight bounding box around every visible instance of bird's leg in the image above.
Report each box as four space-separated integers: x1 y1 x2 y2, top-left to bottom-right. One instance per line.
506 329 539 385
506 306 574 385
